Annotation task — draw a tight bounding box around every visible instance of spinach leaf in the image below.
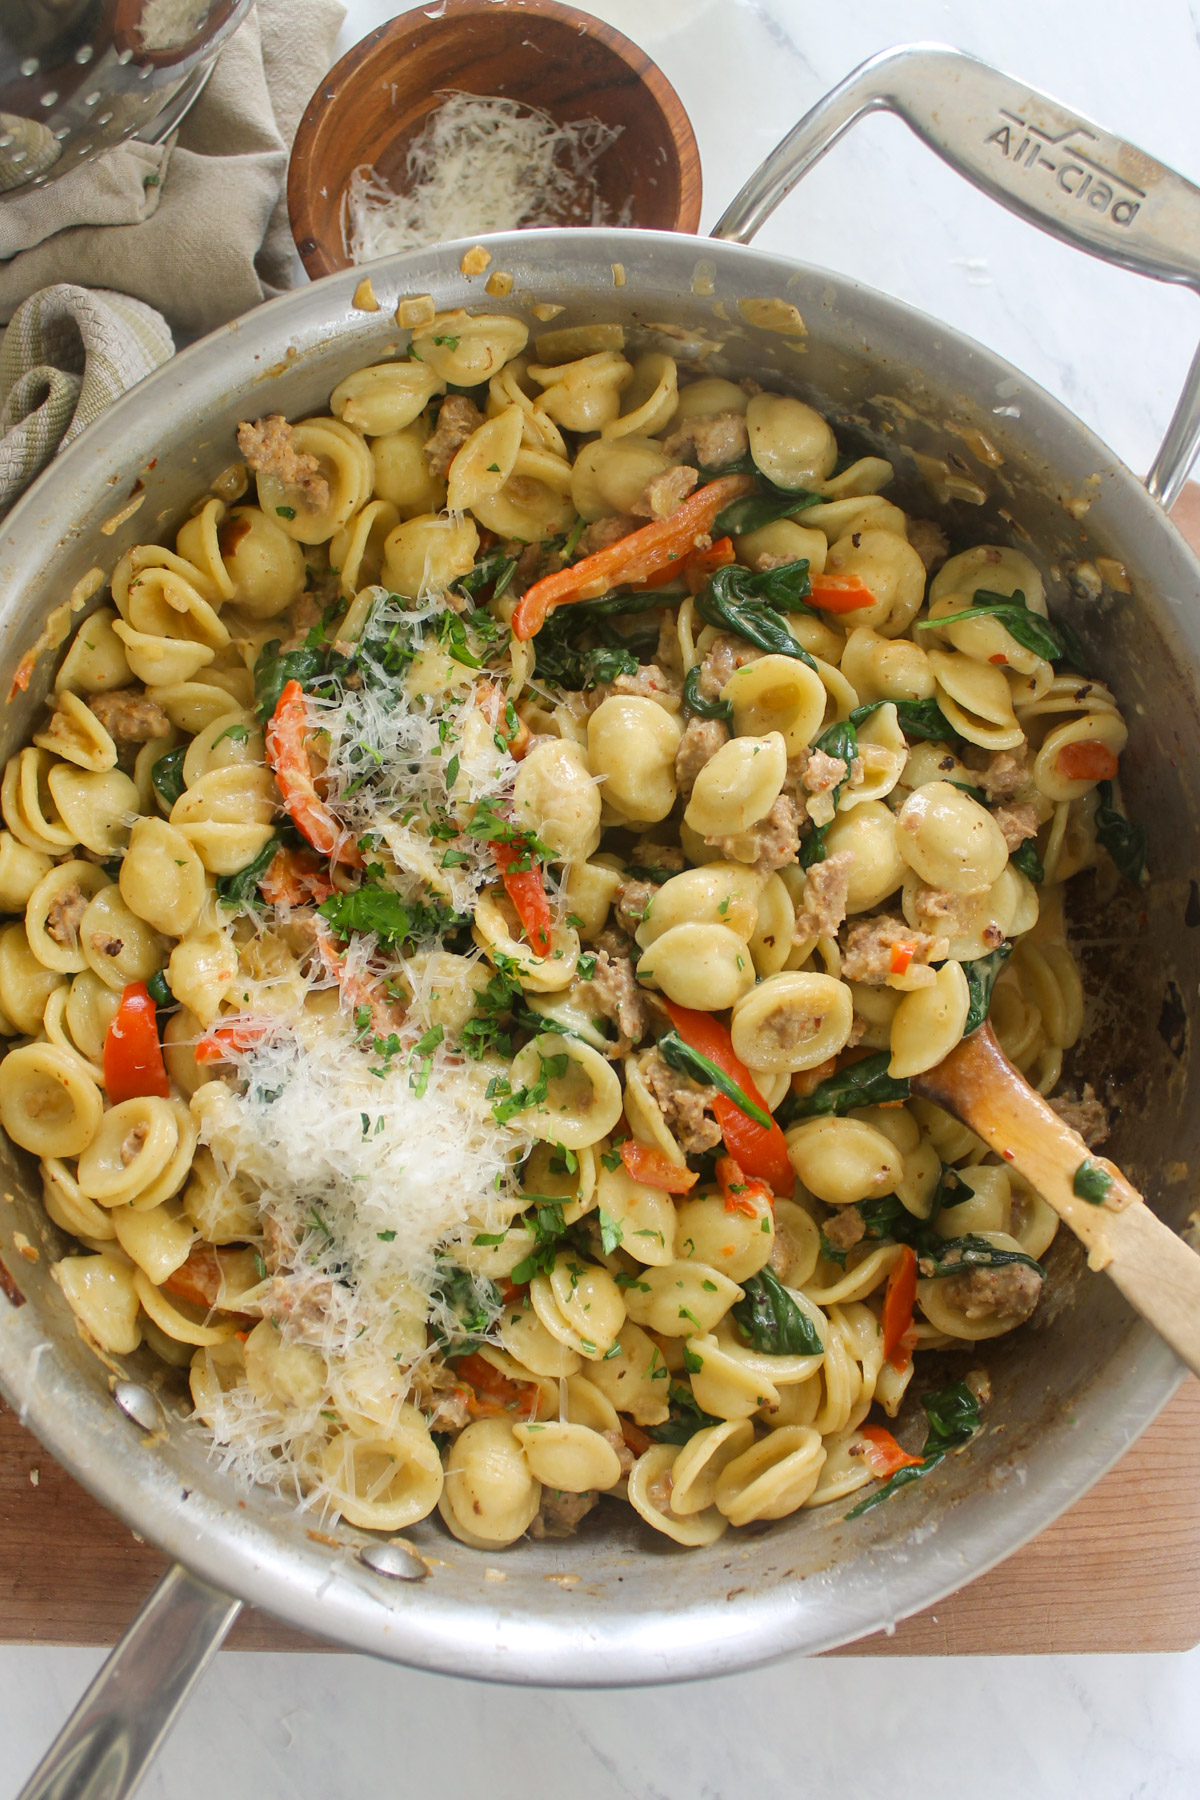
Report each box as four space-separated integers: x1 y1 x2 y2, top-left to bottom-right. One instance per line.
923 1380 982 1451
647 1382 724 1445
916 1234 1045 1280
150 745 187 808
714 487 824 537
919 587 1065 664
731 1268 824 1356
215 832 281 910
1095 781 1147 885
656 1031 773 1130
962 942 1013 1036
453 547 519 602
1073 1158 1112 1204
253 638 328 723
780 1049 911 1121
844 1380 981 1518
849 697 960 745
318 884 463 949
682 663 734 721
798 718 858 870
694 565 820 667
1010 839 1044 884
430 1257 499 1354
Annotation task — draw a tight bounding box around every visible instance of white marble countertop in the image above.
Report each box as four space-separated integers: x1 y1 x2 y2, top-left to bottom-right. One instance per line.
5 3 1200 1796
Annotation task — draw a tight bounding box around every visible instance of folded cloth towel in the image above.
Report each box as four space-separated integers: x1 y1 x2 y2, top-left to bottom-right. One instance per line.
0 285 174 517
0 0 345 338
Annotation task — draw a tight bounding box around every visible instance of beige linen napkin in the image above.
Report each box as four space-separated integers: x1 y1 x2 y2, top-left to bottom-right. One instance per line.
0 0 345 337
0 284 173 516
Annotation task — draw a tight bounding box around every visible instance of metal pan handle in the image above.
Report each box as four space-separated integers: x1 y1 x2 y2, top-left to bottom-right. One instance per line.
712 42 1200 508
15 1563 240 1800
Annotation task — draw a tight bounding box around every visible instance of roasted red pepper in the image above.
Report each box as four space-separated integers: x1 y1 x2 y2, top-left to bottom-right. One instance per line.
266 679 363 867
621 1140 699 1193
102 981 169 1102
661 1000 793 1195
881 1244 919 1371
492 840 552 956
859 1422 924 1479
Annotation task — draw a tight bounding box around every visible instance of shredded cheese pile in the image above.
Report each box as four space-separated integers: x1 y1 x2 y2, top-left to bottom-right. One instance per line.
344 90 625 262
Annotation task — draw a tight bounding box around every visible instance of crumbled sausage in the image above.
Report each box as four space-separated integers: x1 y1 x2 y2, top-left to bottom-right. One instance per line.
709 792 803 874
695 630 762 700
662 410 750 469
577 515 637 557
803 750 848 795
629 837 686 874
44 884 89 949
602 1427 635 1478
794 850 853 940
1047 1084 1109 1148
595 924 637 962
993 800 1040 851
120 1123 147 1167
906 517 950 574
598 663 682 707
280 589 324 652
613 877 659 935
911 885 984 938
938 1260 1044 1325
529 1488 600 1538
237 415 329 510
974 744 1031 802
579 950 646 1054
822 1206 866 1251
422 393 484 479
633 463 699 520
841 913 950 984
88 688 170 747
674 716 729 798
90 931 124 961
641 1047 723 1155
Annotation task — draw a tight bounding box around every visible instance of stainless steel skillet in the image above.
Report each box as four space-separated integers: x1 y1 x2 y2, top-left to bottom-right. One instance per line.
6 43 1200 1800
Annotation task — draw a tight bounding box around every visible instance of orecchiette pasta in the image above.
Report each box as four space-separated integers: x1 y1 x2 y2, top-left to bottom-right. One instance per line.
0 313 1131 1556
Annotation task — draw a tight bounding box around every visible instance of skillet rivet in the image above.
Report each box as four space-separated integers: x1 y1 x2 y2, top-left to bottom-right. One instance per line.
112 1380 162 1431
359 1539 428 1581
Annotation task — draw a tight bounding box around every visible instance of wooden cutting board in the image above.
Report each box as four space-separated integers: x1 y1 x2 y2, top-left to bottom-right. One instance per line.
1 1378 1197 1656
4 489 1200 1661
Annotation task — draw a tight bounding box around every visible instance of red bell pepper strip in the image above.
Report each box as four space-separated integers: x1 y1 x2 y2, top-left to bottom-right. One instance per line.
881 1244 919 1370
620 1418 654 1459
259 844 336 907
889 942 914 977
511 475 753 639
492 840 552 956
266 679 363 868
193 1019 273 1066
715 1154 774 1219
627 534 738 596
661 1000 793 1196
859 1422 924 1479
1055 739 1119 782
621 1140 699 1193
163 1244 245 1310
102 981 169 1102
807 572 877 614
455 1351 539 1421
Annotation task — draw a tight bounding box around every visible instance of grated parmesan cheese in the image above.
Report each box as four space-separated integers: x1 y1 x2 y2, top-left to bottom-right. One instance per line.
344 91 625 263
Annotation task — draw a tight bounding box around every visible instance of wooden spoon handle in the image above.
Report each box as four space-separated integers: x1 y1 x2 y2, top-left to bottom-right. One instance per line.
913 1024 1200 1379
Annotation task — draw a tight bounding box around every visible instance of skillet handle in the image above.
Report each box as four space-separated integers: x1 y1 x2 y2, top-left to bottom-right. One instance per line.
712 43 1200 508
15 1563 240 1800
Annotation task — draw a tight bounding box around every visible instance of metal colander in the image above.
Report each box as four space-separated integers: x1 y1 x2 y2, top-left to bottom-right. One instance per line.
0 0 253 197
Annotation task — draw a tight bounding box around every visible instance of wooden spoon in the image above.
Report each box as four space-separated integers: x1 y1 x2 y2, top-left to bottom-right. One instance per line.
912 1022 1200 1378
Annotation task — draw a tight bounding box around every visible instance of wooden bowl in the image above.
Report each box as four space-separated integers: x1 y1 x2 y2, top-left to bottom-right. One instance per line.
287 0 702 280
